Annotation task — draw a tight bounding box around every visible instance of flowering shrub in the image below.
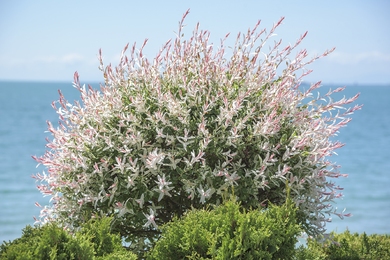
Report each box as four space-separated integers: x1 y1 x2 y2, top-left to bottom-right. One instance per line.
33 10 361 249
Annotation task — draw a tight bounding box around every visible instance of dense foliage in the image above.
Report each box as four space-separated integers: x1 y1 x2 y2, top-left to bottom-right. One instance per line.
32 10 361 249
147 193 301 259
0 217 136 260
295 231 390 259
3 215 389 259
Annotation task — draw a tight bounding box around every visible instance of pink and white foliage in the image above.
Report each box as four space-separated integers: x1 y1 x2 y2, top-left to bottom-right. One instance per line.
33 10 361 243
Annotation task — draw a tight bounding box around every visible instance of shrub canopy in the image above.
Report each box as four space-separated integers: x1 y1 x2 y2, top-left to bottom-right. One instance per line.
33 10 361 247
148 196 301 259
296 231 390 260
0 217 137 260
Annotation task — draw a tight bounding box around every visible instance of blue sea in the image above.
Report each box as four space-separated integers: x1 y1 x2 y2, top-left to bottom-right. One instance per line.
0 81 389 243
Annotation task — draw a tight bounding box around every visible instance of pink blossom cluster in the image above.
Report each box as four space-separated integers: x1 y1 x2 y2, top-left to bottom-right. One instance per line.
33 10 361 243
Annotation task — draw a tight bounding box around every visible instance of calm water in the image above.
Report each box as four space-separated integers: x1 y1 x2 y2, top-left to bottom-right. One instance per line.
0 81 389 242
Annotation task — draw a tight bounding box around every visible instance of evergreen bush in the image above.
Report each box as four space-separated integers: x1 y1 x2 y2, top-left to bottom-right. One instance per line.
0 217 136 260
147 194 301 259
295 230 390 260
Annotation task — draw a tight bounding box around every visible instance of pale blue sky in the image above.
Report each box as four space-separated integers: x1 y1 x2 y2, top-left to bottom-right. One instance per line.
1 0 389 85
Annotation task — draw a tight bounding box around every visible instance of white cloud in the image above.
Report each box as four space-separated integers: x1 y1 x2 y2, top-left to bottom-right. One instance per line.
328 51 390 65
0 52 101 81
34 53 85 64
60 53 84 63
34 56 57 63
4 53 88 66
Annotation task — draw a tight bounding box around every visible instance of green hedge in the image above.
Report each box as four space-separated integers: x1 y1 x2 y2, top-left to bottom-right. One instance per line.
147 196 301 259
2 211 390 259
296 231 390 260
0 217 136 260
